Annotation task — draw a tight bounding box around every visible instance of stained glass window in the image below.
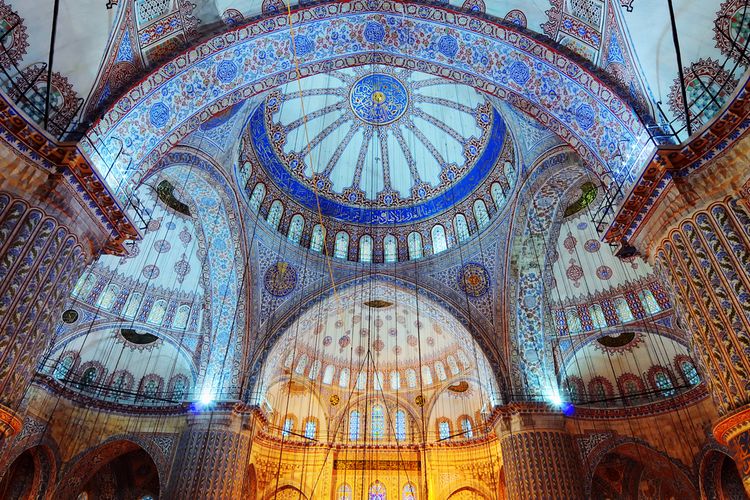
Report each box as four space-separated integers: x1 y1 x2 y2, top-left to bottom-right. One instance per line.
304 419 317 440
295 354 308 375
249 183 266 212
438 420 450 440
54 355 74 380
473 200 490 229
359 235 373 263
395 409 407 441
349 410 360 441
402 482 417 500
339 368 350 388
143 379 158 400
371 405 385 440
565 308 582 333
369 481 386 500
405 369 417 388
457 350 470 370
374 371 384 391
454 214 470 243
407 232 423 260
589 380 608 401
421 365 433 385
447 356 459 375
337 484 353 500
654 370 675 397
639 289 660 314
308 360 321 380
334 232 350 259
435 362 447 381
267 200 284 229
491 182 505 208
680 360 701 386
615 298 634 322
147 299 167 325
384 234 398 263
81 367 97 388
431 224 448 254
356 372 367 391
310 224 325 252
590 304 606 329
390 371 400 390
460 417 474 438
97 284 120 310
282 417 293 437
172 377 187 400
323 365 335 385
72 273 97 298
112 372 129 394
288 214 304 244
173 304 191 329
123 292 142 319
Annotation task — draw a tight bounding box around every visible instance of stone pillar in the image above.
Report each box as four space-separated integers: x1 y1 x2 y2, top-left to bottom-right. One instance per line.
496 404 584 499
167 408 251 498
0 93 135 439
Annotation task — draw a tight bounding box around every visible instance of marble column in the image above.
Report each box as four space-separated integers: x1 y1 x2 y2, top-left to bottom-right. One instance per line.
496 404 584 499
167 408 251 498
0 93 134 438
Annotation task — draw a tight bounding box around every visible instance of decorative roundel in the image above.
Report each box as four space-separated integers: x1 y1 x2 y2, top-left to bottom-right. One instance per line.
62 309 79 324
350 73 409 125
459 263 490 297
142 265 160 279
263 262 298 297
596 265 613 280
323 336 332 346
154 239 171 253
584 239 601 253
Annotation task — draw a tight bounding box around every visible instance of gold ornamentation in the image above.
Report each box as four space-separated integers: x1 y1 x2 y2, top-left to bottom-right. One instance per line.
334 459 421 471
330 394 340 406
415 395 425 407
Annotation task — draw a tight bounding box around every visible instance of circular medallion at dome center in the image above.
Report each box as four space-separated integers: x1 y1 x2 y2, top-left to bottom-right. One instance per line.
350 74 408 125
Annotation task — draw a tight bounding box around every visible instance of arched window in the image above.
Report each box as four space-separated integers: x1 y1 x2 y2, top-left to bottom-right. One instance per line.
431 224 448 254
143 378 159 400
390 371 400 390
287 214 304 244
371 405 385 440
323 365 335 385
460 417 474 438
249 183 266 212
447 356 459 375
491 182 505 209
147 299 167 325
565 377 584 402
457 350 470 370
438 420 451 440
304 419 317 440
435 361 447 381
590 304 606 329
588 378 611 402
123 292 142 319
334 232 350 260
173 304 191 329
308 360 321 380
407 232 423 260
349 410 360 441
369 481 387 500
373 371 384 391
171 376 188 400
503 160 515 177
97 284 120 310
310 224 325 252
356 372 368 391
266 200 283 229
339 368 350 388
395 409 407 441
72 273 97 298
454 214 470 243
639 289 660 314
337 484 353 500
295 354 308 375
565 308 582 333
473 199 490 229
615 298 634 322
617 373 643 402
421 365 433 385
402 482 417 500
359 235 373 263
405 369 417 388
384 234 398 263
652 368 675 397
54 355 74 380
283 352 294 368
111 371 131 396
282 417 294 437
678 359 700 386
80 366 98 387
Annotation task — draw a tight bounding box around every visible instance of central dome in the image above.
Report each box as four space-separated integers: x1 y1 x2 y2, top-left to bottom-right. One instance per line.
245 65 507 225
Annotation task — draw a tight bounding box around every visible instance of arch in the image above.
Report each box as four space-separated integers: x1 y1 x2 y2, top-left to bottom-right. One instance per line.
407 231 423 260
446 486 489 499
334 231 350 259
359 234 374 263
249 182 266 211
454 213 470 243
431 224 448 254
266 200 284 229
264 485 309 500
87 3 647 203
699 449 746 499
287 213 305 244
383 234 398 263
0 445 57 500
310 224 325 252
472 199 490 229
56 439 162 499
